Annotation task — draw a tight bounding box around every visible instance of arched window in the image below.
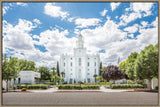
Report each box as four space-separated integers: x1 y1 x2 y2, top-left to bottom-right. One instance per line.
79 58 81 66
94 62 96 66
71 62 72 66
88 62 90 66
78 69 81 81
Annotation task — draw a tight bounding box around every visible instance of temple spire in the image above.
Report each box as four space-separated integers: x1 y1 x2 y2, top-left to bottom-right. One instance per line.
78 32 83 40
76 33 84 48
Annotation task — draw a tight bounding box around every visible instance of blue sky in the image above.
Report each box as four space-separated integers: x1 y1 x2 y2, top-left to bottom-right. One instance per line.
2 2 158 67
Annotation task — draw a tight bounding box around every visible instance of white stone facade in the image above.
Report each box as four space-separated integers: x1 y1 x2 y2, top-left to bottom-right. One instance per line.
11 71 41 84
60 34 100 84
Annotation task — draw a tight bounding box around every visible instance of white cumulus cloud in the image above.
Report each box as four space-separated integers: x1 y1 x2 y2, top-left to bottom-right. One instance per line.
124 24 139 33
100 9 108 16
119 2 154 26
110 2 120 11
75 18 101 28
33 19 41 25
80 17 158 66
44 3 69 19
16 2 27 7
3 19 39 51
3 6 9 15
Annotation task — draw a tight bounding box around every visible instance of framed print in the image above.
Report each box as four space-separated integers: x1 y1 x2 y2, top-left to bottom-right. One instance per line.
1 0 159 106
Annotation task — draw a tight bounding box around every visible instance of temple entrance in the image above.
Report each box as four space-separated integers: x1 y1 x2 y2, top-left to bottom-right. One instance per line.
78 69 81 82
69 78 73 84
87 78 90 83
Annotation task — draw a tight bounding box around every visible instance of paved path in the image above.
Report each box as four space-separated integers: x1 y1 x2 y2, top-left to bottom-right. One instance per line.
100 86 133 92
3 91 158 106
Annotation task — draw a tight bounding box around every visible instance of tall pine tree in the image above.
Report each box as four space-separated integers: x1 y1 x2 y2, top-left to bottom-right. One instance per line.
99 62 102 75
56 61 60 77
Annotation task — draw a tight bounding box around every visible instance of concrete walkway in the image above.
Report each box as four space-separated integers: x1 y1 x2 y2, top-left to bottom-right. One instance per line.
100 86 133 92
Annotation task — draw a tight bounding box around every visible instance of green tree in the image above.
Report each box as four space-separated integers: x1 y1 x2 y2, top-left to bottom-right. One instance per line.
56 61 60 77
119 60 127 71
2 55 19 91
51 67 56 76
99 62 103 75
101 67 106 72
93 74 98 83
2 54 10 91
125 52 138 80
60 72 65 84
9 57 20 84
134 44 158 90
96 76 104 82
61 72 65 78
18 59 36 71
38 67 51 81
52 75 61 85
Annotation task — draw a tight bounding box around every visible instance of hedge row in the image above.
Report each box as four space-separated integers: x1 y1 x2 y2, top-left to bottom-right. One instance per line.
58 85 100 89
27 85 48 89
111 84 143 89
17 84 48 89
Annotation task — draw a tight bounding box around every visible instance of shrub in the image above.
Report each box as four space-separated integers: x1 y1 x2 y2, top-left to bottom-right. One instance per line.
106 82 110 85
27 84 48 89
17 84 27 89
127 80 134 84
21 88 27 91
57 84 99 89
111 84 143 89
136 80 144 85
50 82 54 85
100 82 110 86
100 82 105 86
143 84 147 88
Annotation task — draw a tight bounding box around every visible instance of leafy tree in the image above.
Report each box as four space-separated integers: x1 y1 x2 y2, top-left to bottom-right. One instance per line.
56 61 60 77
51 75 61 85
134 44 158 90
2 55 19 91
9 57 20 83
60 72 65 84
37 67 51 81
93 74 98 83
119 60 127 71
96 76 104 82
18 59 36 71
2 54 10 91
51 67 56 76
101 65 125 83
61 72 65 78
125 52 138 80
101 67 106 72
99 62 103 75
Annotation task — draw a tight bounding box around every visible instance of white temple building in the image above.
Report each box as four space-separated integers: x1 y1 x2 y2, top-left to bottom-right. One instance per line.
60 33 100 84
